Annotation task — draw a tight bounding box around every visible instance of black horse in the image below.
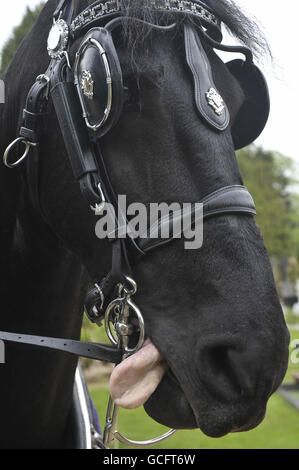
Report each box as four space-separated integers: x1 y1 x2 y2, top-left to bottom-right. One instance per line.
0 0 290 449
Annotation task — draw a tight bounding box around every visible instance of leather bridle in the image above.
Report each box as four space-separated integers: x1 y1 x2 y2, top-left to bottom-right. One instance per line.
1 0 260 448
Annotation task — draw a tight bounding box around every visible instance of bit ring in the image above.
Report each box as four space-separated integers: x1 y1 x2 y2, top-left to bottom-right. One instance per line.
105 298 145 355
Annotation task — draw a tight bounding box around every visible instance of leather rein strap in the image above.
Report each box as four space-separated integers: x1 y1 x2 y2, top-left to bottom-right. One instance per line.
0 331 122 363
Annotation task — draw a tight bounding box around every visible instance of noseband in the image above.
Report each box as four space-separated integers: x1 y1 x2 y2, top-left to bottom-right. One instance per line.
1 0 265 448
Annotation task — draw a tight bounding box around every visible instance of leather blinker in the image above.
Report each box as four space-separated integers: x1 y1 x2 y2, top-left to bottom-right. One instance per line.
74 27 124 140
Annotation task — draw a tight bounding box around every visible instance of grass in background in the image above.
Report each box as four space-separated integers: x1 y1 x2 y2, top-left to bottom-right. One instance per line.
85 324 299 449
90 388 299 449
285 307 299 326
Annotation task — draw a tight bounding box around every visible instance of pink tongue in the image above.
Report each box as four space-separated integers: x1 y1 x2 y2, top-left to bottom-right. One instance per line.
110 339 168 409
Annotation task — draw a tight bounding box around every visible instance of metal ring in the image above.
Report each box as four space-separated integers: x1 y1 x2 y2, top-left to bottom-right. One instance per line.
104 297 144 354
123 298 144 355
3 138 36 169
105 298 123 346
123 276 137 296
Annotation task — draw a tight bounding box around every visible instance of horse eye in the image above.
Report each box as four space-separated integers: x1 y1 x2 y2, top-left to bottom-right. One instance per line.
139 75 157 90
123 76 141 108
139 66 165 90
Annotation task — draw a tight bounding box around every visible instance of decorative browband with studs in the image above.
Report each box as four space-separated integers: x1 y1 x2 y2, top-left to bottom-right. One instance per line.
70 0 222 40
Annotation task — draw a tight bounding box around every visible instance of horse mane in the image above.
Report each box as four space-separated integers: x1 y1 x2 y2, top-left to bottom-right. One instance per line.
206 0 271 58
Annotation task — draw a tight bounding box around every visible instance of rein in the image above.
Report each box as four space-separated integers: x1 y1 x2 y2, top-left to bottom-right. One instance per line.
1 0 259 449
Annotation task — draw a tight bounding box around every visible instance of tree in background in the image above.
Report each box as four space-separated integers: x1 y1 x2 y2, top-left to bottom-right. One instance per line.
0 2 45 75
289 195 299 260
237 146 299 258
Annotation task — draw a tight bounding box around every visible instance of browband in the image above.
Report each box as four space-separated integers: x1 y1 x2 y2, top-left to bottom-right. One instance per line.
70 0 222 40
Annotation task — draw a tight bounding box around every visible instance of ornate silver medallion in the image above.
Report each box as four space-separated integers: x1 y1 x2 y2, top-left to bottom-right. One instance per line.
47 19 69 59
80 70 94 100
206 88 225 116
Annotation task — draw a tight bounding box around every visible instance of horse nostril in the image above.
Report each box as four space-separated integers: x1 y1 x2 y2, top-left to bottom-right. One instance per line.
197 338 254 402
205 345 233 378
